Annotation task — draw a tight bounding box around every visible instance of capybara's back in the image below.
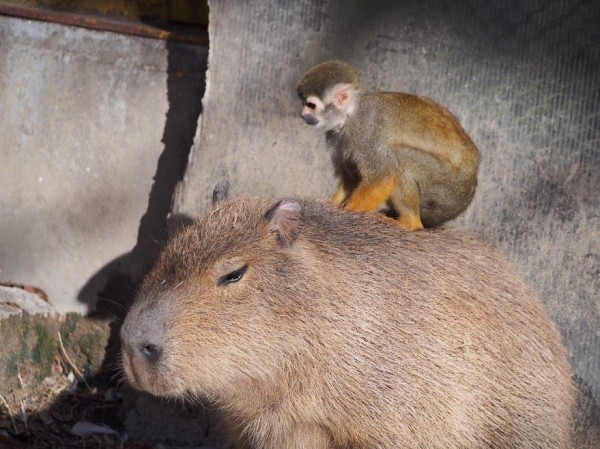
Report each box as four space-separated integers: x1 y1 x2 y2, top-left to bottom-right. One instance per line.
121 197 574 449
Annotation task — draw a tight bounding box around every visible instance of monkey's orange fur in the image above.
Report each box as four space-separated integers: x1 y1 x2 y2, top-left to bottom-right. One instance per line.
333 176 425 230
344 176 397 213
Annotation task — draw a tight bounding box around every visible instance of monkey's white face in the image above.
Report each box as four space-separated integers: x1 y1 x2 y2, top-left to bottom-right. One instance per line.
301 96 327 128
300 84 356 132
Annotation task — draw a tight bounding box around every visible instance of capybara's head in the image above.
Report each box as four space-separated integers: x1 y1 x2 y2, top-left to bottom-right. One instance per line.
120 196 310 398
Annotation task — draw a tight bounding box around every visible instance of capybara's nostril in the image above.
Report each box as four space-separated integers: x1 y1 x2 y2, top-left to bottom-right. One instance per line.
140 343 162 364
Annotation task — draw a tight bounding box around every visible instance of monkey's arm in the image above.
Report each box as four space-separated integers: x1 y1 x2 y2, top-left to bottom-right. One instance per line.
329 144 361 207
339 136 399 214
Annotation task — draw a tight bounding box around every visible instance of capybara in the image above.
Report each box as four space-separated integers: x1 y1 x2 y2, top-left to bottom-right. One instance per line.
120 193 574 449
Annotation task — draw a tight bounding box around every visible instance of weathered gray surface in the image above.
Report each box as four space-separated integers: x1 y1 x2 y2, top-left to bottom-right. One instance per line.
0 16 207 314
174 0 599 424
0 313 110 397
0 285 57 318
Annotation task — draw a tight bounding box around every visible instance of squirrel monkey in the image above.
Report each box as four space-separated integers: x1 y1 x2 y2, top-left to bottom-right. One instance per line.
297 60 480 230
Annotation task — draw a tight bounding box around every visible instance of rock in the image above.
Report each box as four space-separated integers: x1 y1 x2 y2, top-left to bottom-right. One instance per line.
0 313 110 397
0 286 57 319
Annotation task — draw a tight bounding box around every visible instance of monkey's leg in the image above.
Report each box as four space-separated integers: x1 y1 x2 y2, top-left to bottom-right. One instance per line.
344 176 397 213
387 178 424 231
331 183 348 206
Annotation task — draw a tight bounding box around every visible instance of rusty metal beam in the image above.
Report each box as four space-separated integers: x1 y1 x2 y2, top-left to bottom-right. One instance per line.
0 2 208 46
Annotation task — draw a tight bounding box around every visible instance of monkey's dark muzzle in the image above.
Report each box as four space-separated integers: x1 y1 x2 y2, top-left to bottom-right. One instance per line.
302 114 319 126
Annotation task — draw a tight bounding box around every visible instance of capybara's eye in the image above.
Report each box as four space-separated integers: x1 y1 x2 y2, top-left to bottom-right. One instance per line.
218 265 248 286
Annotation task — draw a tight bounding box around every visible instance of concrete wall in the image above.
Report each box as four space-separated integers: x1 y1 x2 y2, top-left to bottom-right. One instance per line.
0 16 207 313
174 0 599 406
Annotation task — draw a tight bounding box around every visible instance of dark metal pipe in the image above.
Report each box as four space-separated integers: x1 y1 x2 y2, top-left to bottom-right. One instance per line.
0 2 208 46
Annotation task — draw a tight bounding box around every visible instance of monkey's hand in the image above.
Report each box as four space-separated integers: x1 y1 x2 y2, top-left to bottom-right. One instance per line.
331 184 348 206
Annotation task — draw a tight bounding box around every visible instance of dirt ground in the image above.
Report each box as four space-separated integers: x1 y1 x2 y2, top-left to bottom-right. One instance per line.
0 346 220 449
0 377 126 449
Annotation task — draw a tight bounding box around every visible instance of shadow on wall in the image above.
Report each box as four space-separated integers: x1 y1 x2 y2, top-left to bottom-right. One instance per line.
76 39 205 380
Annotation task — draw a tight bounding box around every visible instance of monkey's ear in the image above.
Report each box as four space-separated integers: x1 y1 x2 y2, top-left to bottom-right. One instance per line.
332 83 356 110
264 199 303 247
212 179 230 207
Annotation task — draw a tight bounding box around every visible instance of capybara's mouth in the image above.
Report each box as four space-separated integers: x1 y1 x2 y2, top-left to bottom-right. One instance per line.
121 347 177 397
124 362 181 397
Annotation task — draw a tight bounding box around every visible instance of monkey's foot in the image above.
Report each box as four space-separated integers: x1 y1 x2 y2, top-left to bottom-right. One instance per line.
396 214 424 231
372 213 423 231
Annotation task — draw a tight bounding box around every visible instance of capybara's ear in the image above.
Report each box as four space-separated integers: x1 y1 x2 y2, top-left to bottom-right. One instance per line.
212 179 230 207
264 199 303 247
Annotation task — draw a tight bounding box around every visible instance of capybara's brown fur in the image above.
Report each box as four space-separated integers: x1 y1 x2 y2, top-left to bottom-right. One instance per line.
121 197 574 449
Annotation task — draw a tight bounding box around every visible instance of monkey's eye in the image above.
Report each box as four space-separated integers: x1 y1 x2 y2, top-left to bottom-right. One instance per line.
218 265 248 286
306 101 316 110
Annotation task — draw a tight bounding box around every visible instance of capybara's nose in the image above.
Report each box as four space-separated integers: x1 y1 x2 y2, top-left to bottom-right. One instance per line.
121 301 170 368
139 342 162 364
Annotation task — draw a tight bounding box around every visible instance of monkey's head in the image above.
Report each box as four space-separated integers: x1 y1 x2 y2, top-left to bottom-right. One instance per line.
297 61 361 131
